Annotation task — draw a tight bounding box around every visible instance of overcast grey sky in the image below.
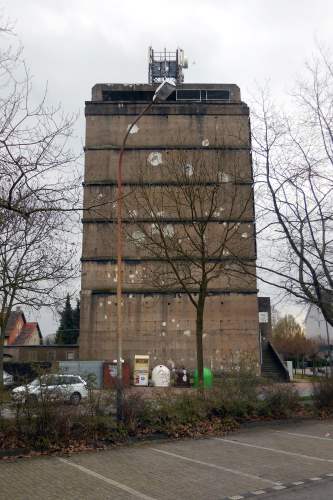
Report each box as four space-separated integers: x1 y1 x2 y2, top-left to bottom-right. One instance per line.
3 0 333 333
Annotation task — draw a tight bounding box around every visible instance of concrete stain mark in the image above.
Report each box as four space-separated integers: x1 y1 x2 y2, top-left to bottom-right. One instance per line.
184 163 193 176
147 152 163 166
128 123 139 134
202 139 210 147
218 172 230 183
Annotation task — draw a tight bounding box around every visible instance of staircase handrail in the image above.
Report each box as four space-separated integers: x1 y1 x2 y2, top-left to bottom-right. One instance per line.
268 340 290 381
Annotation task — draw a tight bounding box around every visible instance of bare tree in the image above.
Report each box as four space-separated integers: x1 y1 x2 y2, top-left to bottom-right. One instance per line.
0 16 82 221
126 149 254 386
252 47 333 327
0 208 77 386
0 18 80 386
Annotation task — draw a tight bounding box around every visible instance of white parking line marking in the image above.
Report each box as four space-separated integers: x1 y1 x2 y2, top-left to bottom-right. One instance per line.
215 438 333 463
272 485 286 490
326 473 333 477
292 481 304 485
275 430 333 442
310 477 322 481
151 448 279 485
229 496 244 500
251 490 266 495
57 458 157 499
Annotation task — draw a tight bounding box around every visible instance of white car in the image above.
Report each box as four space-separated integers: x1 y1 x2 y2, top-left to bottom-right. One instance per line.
12 374 88 405
4 370 14 387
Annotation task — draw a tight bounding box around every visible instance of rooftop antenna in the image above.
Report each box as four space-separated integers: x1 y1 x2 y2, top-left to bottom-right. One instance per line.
148 47 188 84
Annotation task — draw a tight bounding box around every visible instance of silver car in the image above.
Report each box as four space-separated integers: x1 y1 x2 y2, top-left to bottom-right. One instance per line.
12 374 88 405
4 370 14 387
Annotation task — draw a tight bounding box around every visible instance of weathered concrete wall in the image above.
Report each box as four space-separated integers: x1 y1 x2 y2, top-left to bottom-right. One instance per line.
80 83 259 370
80 292 259 371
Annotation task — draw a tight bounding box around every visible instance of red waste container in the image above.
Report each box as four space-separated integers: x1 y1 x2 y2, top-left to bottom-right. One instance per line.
103 361 130 388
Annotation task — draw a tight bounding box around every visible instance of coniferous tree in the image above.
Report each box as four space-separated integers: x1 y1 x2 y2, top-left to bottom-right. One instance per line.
72 299 80 344
56 294 74 344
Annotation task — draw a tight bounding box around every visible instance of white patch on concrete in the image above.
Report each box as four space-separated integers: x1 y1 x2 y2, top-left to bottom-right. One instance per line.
162 321 166 326
132 230 145 243
151 223 159 235
57 458 157 500
99 302 103 307
107 300 111 305
161 331 166 336
127 123 139 134
150 449 278 485
183 330 191 336
171 318 175 323
241 232 248 239
147 152 163 166
104 315 108 320
202 138 210 147
223 249 230 256
163 224 175 237
184 163 193 176
218 172 230 183
107 273 111 278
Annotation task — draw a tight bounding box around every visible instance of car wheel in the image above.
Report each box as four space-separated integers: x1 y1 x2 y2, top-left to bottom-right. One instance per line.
70 392 81 405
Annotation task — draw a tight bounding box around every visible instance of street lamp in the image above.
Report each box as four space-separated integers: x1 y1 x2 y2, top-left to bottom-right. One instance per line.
116 80 175 421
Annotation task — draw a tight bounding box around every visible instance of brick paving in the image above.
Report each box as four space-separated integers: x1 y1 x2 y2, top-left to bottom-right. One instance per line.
1 419 333 499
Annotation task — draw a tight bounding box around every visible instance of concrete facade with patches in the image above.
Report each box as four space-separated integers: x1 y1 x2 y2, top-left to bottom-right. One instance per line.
80 83 259 370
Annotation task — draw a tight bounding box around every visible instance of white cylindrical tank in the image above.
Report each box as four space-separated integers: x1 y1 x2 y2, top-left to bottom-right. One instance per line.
152 365 170 387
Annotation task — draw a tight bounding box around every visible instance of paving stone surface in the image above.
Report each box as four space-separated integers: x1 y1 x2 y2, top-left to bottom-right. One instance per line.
1 419 333 499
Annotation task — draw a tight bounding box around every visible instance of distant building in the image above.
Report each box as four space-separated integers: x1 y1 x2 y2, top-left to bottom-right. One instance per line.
4 309 42 346
304 305 333 346
258 297 272 341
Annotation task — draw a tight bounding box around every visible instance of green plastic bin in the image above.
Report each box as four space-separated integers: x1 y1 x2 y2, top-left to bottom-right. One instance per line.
193 367 213 388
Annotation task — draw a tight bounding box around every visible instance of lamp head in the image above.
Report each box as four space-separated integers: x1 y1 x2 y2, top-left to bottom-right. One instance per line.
153 80 176 102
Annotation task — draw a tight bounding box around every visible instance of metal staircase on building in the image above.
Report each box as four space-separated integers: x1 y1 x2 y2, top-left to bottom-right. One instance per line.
261 341 290 382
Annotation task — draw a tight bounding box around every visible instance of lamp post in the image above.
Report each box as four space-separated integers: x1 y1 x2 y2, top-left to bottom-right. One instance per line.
116 80 175 421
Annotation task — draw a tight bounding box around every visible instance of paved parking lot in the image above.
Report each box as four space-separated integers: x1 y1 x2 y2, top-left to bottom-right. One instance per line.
1 419 333 499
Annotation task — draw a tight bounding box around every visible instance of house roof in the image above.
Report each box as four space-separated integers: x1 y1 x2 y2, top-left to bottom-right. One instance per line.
12 322 42 345
4 311 26 338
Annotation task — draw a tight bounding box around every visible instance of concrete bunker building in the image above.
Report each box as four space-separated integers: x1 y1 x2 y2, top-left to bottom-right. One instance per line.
80 51 259 369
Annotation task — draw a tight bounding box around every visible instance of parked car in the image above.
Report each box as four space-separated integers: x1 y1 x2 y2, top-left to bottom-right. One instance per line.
12 374 88 405
3 370 14 387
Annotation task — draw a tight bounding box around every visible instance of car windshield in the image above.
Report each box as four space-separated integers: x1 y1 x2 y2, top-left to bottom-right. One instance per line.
29 379 41 387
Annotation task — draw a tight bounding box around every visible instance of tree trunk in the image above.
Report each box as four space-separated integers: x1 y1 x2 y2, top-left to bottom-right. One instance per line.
0 326 3 389
196 291 205 391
